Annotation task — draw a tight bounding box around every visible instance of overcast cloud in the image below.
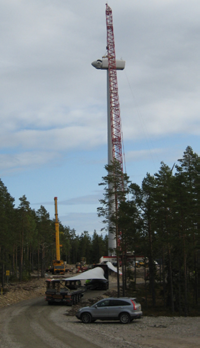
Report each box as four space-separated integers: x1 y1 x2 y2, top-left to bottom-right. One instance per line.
0 0 199 234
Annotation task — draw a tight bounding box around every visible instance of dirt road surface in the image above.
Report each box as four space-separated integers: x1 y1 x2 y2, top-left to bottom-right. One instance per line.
0 293 199 348
0 274 199 348
0 296 103 348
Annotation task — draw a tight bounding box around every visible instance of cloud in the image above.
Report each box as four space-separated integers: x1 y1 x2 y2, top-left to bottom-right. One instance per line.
0 0 199 235
59 212 104 235
126 148 165 162
0 151 59 175
0 0 199 158
0 125 106 152
34 191 103 207
125 146 188 166
59 193 103 206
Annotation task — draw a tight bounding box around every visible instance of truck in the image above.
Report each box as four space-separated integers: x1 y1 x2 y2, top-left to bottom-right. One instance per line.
45 278 85 305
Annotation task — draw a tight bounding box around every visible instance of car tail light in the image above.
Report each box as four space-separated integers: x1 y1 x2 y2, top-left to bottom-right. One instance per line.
131 300 136 310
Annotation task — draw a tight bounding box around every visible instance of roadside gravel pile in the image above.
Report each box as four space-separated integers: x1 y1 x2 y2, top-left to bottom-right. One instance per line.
0 274 118 309
0 277 46 308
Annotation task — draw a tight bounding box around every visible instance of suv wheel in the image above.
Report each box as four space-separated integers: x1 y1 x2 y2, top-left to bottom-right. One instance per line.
81 312 92 324
119 312 130 324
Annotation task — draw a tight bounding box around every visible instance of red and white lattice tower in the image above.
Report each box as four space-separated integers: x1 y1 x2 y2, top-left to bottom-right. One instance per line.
106 3 123 171
92 4 125 254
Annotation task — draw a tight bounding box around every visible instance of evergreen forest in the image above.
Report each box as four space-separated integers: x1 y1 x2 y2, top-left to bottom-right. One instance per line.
0 146 199 315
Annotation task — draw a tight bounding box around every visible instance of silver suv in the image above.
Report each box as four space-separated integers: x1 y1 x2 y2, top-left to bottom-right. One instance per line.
76 297 142 324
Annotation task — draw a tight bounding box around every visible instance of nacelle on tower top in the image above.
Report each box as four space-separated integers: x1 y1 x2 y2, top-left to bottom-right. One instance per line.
92 58 125 70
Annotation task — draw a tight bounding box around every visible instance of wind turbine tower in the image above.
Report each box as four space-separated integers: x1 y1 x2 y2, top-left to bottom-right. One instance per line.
92 4 125 255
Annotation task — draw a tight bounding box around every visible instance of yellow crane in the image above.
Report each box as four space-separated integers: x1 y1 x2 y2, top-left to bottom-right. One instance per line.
52 197 65 274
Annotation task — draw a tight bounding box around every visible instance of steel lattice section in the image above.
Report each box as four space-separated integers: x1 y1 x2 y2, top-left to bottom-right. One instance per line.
106 4 123 171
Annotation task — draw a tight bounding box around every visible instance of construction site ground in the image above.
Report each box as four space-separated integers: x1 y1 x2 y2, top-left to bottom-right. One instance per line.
0 269 199 348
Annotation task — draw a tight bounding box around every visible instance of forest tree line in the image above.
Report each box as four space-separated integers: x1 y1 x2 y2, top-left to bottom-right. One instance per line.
98 146 199 315
0 188 108 286
0 146 199 315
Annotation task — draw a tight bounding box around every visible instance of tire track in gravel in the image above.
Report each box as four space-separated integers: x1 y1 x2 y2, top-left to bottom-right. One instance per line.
140 335 200 348
1 297 102 348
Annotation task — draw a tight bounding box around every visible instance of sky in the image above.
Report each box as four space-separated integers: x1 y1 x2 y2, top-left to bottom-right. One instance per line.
0 0 199 235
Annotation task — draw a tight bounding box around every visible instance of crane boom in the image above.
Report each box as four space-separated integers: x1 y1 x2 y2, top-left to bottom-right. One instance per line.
105 4 125 256
106 3 123 171
91 5 125 254
54 197 60 261
52 197 65 274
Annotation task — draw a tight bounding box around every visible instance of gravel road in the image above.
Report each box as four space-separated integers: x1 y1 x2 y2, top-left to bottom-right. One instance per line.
0 294 199 348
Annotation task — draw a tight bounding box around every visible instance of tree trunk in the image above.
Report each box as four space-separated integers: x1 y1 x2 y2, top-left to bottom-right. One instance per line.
2 261 4 288
41 244 45 278
37 246 40 279
20 245 23 281
12 246 15 276
178 262 182 315
168 247 174 313
1 248 4 288
162 250 166 307
183 244 188 316
148 218 156 307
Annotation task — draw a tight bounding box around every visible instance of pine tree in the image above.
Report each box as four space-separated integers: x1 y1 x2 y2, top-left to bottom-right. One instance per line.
98 159 130 296
0 179 15 287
